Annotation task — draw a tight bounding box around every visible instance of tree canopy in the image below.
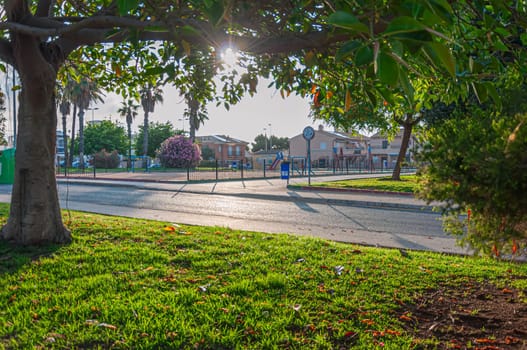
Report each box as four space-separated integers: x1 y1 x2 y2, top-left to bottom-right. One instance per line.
134 121 179 158
83 120 127 156
251 134 289 152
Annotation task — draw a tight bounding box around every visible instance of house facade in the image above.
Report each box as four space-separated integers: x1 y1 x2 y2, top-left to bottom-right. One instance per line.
368 129 415 169
289 125 367 168
195 135 249 164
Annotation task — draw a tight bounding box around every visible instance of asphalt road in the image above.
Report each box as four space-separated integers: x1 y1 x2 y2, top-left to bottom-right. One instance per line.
0 182 467 254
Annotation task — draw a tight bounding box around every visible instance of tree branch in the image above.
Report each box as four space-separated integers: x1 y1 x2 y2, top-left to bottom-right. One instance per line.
35 0 53 17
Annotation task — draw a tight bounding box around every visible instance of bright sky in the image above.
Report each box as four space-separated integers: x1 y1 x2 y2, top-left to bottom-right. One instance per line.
92 79 326 145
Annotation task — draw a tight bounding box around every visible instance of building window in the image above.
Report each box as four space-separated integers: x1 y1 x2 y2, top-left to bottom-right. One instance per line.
235 146 241 156
320 142 327 150
218 145 222 153
382 140 389 149
228 145 233 156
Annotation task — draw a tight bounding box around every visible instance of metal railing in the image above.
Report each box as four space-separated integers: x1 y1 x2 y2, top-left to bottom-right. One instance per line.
56 157 416 182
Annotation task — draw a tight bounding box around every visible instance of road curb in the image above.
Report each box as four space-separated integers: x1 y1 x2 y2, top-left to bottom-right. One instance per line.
287 185 414 196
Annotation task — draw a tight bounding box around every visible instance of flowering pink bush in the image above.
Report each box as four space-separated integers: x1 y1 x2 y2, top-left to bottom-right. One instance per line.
158 135 201 168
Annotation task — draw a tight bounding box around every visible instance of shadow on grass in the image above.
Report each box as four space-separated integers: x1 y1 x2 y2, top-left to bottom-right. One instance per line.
0 241 62 275
0 203 63 275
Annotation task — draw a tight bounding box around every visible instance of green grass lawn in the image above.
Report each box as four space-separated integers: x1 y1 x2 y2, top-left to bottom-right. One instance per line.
1 203 525 349
304 175 419 193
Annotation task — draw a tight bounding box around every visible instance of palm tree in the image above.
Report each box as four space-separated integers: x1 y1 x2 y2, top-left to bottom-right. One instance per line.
118 99 139 169
140 84 163 161
58 99 70 167
68 78 104 168
185 94 208 142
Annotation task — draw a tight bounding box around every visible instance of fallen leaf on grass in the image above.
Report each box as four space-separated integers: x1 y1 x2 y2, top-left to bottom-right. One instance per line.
164 226 176 232
344 331 357 338
98 323 118 330
385 329 401 336
361 319 375 326
502 288 513 294
399 314 412 322
505 336 520 344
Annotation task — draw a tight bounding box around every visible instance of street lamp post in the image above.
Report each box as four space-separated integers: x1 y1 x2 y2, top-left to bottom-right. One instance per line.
87 107 99 123
178 117 188 134
268 123 272 150
263 127 268 152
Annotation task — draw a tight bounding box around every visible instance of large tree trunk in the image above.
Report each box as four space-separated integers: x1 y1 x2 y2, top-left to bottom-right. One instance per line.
0 36 71 245
391 121 413 181
142 111 149 159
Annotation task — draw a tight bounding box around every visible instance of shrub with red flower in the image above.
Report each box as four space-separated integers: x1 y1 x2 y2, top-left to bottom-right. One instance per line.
157 135 201 168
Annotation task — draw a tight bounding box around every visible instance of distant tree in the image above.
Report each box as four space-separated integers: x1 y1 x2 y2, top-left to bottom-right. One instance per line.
251 134 268 152
92 149 120 169
251 134 289 152
158 135 201 168
200 146 215 161
118 99 140 167
140 84 163 157
83 120 127 155
68 78 105 168
134 121 179 158
269 136 289 151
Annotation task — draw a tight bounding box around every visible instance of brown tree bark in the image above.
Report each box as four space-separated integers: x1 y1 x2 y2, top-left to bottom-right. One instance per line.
0 34 71 245
391 119 414 181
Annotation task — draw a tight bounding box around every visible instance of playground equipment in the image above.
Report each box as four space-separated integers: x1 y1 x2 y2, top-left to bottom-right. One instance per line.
269 151 284 170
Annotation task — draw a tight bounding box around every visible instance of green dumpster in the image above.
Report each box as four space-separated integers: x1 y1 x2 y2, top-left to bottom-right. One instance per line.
0 148 15 184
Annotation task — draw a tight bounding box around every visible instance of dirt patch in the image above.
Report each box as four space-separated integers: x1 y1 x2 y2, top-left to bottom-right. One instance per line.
399 280 527 349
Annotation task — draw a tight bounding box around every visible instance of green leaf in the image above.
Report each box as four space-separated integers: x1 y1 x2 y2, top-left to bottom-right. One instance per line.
206 1 225 26
355 46 373 66
389 40 404 58
145 67 165 76
425 42 456 77
377 51 399 87
375 86 396 106
365 89 377 107
483 82 501 109
398 71 414 103
328 11 369 33
385 16 425 35
118 0 138 15
335 40 361 61
427 0 454 23
471 82 487 103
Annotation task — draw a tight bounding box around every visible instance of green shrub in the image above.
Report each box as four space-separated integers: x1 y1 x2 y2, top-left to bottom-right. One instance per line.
417 104 527 256
92 149 120 168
